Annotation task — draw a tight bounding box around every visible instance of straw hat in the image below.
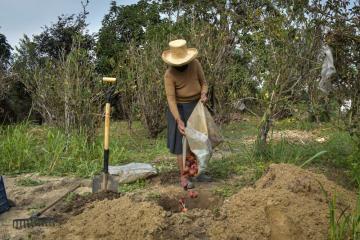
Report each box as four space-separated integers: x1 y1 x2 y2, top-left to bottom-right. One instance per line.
162 39 198 66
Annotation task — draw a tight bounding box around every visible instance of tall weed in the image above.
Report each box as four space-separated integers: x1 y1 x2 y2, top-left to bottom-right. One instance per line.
0 122 168 177
328 191 360 240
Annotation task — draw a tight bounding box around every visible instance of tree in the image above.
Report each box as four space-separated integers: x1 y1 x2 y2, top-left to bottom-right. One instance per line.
229 0 321 152
15 38 101 138
0 32 14 122
32 1 93 60
323 0 360 179
0 32 12 69
96 0 161 74
11 3 101 138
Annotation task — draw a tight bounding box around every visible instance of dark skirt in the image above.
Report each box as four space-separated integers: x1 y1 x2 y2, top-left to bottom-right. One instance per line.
167 100 198 155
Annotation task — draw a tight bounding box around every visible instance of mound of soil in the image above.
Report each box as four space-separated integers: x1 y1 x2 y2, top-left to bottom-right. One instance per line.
42 164 357 240
44 197 165 240
208 163 357 240
51 191 122 223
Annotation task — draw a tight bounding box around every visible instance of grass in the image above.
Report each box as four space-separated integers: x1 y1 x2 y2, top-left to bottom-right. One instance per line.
209 117 359 187
328 193 360 240
0 117 359 186
145 192 161 201
213 185 236 198
321 183 360 240
1 116 359 240
27 203 46 214
15 177 45 187
64 192 78 204
0 121 169 177
118 179 148 193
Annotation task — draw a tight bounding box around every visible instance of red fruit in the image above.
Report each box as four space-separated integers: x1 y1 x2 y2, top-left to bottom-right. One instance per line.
179 197 187 212
187 154 195 161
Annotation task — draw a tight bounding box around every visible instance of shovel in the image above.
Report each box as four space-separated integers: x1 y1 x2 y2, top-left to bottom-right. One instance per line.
92 77 118 193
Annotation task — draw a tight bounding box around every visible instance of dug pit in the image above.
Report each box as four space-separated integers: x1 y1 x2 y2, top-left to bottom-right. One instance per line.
157 189 223 212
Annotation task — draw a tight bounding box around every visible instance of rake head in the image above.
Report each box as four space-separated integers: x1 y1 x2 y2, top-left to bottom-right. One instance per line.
13 216 56 229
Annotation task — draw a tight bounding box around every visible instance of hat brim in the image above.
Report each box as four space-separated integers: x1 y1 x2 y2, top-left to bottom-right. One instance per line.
161 48 198 66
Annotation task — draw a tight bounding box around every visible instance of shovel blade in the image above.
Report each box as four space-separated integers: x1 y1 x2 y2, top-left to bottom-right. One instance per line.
92 173 118 193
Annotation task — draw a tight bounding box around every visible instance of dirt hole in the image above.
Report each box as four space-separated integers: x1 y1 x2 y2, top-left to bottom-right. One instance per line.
157 190 222 212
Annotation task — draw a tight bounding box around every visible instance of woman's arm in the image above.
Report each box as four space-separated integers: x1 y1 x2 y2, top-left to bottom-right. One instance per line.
164 73 186 134
164 72 181 121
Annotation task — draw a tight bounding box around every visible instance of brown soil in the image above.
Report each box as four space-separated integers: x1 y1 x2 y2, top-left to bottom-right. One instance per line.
157 189 222 212
44 197 165 240
208 163 357 240
243 129 327 145
159 169 180 185
0 174 91 240
3 164 358 240
50 191 122 223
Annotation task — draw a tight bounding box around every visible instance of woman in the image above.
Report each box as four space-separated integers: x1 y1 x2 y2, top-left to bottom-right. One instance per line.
162 39 211 189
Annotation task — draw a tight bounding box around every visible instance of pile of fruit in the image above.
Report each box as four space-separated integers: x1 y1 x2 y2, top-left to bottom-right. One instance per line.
183 152 199 177
180 152 199 189
179 152 199 212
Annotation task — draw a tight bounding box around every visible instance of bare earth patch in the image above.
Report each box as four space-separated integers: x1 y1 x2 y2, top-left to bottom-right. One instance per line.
1 164 357 240
243 129 328 145
0 174 90 239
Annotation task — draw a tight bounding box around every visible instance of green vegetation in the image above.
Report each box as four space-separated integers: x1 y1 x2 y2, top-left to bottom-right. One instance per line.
118 179 148 193
27 203 46 214
0 0 358 239
328 193 360 240
213 185 237 198
322 186 360 240
0 121 168 177
210 118 360 187
15 177 45 187
64 192 78 204
145 192 161 201
1 117 358 189
0 1 358 188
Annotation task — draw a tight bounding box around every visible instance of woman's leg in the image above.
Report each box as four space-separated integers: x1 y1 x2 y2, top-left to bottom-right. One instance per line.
176 154 183 174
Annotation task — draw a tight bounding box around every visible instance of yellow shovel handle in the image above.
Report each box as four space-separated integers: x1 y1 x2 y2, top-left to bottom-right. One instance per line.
104 103 111 150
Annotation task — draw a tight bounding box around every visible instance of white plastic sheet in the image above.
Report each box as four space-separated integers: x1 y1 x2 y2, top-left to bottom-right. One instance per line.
108 163 157 184
319 44 336 94
185 102 223 173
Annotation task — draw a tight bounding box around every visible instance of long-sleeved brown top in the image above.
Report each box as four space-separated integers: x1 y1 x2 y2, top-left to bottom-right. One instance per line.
164 59 208 121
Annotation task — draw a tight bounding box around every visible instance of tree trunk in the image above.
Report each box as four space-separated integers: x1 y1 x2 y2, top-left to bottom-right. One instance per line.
256 75 279 155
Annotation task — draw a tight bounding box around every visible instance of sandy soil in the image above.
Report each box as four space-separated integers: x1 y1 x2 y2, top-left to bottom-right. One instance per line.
1 164 357 240
243 129 328 145
0 174 91 240
208 163 357 240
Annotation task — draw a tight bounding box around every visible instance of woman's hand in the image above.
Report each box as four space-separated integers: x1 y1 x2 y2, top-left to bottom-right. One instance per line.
176 119 186 135
200 93 208 103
